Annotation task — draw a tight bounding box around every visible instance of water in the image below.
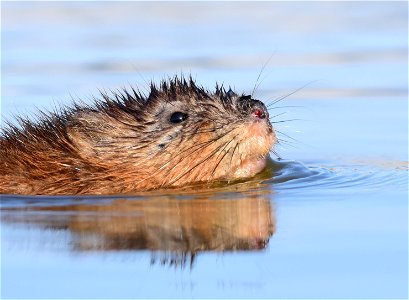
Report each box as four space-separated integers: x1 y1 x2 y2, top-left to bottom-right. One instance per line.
1 2 408 299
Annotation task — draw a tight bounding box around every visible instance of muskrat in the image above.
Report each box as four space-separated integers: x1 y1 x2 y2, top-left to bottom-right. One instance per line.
0 76 276 195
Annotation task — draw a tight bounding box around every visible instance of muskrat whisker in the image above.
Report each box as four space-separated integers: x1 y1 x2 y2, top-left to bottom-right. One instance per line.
171 132 233 166
268 105 303 110
167 139 232 185
276 138 297 146
229 140 240 167
271 149 281 159
211 146 235 180
164 127 240 185
251 54 274 98
108 135 218 189
168 127 237 161
209 134 241 179
269 112 287 119
156 140 214 168
275 130 298 142
271 119 301 124
266 94 292 108
266 81 315 109
134 135 227 187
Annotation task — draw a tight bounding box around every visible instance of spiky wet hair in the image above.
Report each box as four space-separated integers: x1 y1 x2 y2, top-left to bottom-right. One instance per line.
1 76 230 137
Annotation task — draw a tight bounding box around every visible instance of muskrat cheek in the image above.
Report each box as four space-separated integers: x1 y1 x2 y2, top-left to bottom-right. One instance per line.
247 123 276 148
232 157 268 178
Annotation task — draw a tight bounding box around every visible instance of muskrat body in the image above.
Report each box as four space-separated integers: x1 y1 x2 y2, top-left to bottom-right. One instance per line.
0 77 276 195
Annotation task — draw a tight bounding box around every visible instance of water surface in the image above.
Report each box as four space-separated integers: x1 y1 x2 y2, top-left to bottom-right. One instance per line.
1 2 408 299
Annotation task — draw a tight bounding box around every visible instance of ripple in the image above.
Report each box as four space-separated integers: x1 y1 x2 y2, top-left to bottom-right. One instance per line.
0 159 406 208
267 159 407 192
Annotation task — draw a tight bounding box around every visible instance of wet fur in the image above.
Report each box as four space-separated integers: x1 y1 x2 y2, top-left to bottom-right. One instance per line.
0 76 275 195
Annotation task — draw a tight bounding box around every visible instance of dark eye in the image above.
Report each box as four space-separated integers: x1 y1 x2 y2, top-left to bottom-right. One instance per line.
169 112 188 124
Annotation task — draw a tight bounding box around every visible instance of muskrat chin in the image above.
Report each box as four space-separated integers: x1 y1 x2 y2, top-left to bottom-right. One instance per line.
227 120 276 179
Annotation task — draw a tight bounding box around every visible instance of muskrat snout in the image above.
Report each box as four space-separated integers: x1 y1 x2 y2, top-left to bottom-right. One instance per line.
237 95 270 121
250 100 269 120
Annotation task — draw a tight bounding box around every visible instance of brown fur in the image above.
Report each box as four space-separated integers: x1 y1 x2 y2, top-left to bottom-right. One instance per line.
0 76 276 195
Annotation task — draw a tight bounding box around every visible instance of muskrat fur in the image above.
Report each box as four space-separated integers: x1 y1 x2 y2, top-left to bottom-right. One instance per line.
0 76 276 195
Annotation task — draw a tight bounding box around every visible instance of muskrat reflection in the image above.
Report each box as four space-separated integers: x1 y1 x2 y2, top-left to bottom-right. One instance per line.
2 194 275 259
73 197 274 253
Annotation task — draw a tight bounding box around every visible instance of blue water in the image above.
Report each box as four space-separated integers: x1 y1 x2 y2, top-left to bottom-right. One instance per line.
1 2 408 299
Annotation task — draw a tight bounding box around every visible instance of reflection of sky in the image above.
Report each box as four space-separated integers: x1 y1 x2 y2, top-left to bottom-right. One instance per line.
1 2 408 299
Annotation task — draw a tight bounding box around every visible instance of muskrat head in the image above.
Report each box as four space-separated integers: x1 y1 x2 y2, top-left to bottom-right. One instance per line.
67 77 276 190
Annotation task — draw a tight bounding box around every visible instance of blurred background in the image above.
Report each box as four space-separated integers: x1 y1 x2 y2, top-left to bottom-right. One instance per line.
2 2 406 103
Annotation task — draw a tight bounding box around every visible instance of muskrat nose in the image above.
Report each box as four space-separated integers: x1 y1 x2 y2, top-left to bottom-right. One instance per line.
250 100 269 120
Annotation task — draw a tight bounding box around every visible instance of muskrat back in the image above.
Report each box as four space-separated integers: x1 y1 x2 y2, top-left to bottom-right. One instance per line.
0 76 276 195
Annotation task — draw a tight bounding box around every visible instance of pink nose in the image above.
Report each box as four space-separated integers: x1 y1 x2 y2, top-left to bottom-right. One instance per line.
252 108 266 119
250 100 268 119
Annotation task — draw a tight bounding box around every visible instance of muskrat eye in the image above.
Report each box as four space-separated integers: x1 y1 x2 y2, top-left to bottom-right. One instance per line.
169 112 188 124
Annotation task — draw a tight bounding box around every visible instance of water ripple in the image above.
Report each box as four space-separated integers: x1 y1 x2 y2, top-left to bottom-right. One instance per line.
268 159 407 192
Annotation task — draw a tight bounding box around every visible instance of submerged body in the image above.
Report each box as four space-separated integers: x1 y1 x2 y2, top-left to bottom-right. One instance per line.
0 77 276 195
